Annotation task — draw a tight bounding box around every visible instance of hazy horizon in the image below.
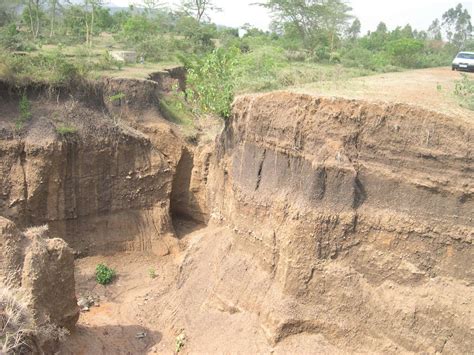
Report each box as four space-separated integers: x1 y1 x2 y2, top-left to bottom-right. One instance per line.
108 0 474 33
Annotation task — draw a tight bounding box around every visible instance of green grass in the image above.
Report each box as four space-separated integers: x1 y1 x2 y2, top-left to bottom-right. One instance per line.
56 124 77 136
159 94 194 126
109 92 125 102
454 74 474 111
158 94 198 140
235 61 374 94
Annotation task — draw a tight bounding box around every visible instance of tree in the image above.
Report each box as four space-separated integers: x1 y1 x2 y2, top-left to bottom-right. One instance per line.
442 3 473 48
321 0 352 51
428 19 442 41
259 0 352 51
143 0 164 17
24 0 45 40
0 0 21 27
83 0 104 46
48 0 59 37
346 18 361 40
181 0 221 23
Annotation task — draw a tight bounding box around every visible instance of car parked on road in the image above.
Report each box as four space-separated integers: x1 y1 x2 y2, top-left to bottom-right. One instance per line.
452 52 474 72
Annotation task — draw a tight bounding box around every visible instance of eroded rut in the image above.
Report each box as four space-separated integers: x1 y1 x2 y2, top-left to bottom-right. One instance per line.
1 80 473 353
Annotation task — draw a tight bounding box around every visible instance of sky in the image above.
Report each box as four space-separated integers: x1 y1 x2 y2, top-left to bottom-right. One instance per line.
109 0 474 33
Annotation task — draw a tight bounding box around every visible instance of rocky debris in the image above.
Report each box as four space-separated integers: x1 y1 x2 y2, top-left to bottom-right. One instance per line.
0 217 79 333
77 295 99 312
135 331 147 339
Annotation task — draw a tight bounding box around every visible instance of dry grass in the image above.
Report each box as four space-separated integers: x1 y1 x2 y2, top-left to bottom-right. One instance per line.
23 225 48 239
0 285 34 354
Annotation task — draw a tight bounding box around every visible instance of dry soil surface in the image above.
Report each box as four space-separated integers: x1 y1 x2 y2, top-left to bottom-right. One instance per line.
59 222 340 354
292 67 473 122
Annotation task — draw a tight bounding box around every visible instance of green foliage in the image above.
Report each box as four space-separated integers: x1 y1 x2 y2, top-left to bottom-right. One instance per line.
182 47 239 118
0 23 36 51
148 268 157 279
119 15 158 44
17 94 31 129
109 92 125 102
56 125 77 135
0 50 90 86
442 4 473 49
386 38 425 67
97 52 124 70
260 0 352 51
159 94 194 126
454 74 474 110
95 264 116 285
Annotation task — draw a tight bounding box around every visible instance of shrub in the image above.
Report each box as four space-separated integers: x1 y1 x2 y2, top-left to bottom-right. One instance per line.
454 74 474 111
95 264 116 285
96 51 124 71
386 38 425 68
148 268 157 279
0 50 90 86
182 47 239 119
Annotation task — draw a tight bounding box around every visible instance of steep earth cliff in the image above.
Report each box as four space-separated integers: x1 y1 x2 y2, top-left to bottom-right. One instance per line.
0 75 208 255
203 92 473 352
1 78 473 353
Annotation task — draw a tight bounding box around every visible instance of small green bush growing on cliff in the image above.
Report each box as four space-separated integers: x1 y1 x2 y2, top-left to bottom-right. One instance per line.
56 125 77 136
95 264 116 285
454 74 474 111
109 92 126 102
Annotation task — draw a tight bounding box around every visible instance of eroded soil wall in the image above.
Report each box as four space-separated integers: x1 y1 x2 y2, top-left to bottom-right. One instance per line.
206 92 473 352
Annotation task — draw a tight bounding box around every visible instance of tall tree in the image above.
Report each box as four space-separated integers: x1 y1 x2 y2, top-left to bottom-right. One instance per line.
259 0 352 50
346 17 361 40
83 0 104 46
427 19 442 41
321 0 352 51
442 3 473 48
143 0 164 17
181 0 221 23
24 0 44 39
48 0 58 37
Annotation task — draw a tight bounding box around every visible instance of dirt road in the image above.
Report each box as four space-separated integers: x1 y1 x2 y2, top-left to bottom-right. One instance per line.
292 67 473 122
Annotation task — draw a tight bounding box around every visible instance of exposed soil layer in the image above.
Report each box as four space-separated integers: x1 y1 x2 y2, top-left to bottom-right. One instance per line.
206 91 473 352
0 75 211 256
1 70 473 353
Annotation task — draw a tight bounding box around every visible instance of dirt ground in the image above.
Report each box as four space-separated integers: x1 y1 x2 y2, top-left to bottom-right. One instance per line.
292 67 473 122
58 221 340 354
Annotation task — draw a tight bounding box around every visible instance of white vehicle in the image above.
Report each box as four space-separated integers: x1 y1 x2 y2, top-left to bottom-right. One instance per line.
452 51 474 71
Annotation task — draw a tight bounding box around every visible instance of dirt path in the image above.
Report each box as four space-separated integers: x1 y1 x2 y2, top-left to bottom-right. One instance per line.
291 67 473 122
